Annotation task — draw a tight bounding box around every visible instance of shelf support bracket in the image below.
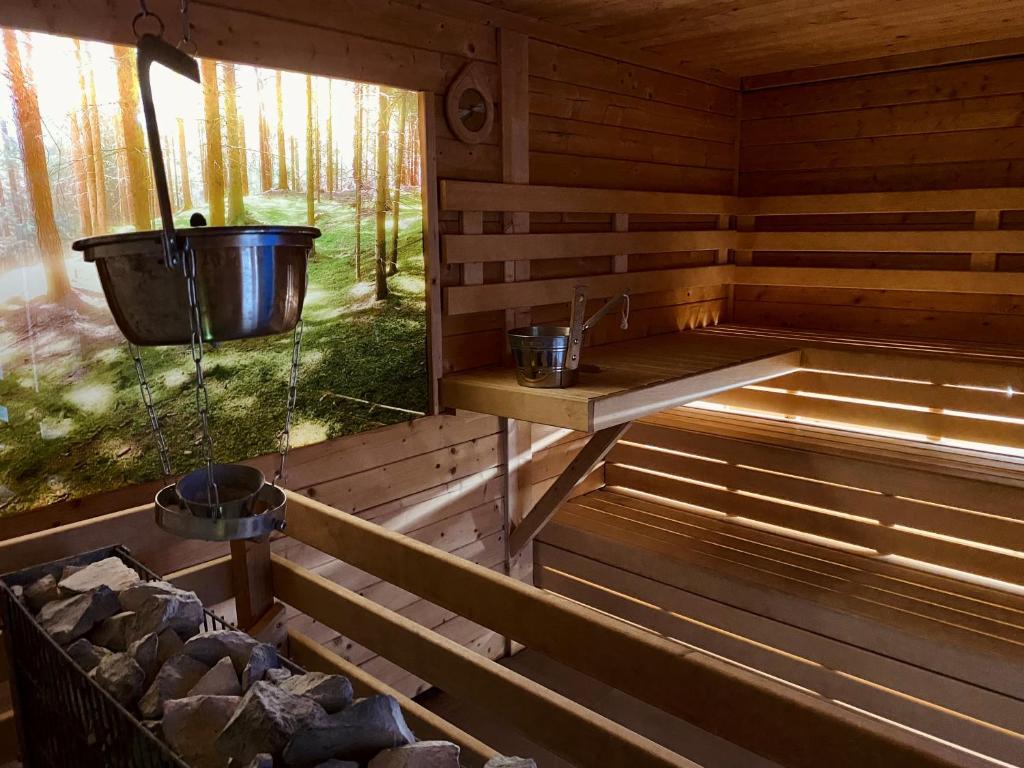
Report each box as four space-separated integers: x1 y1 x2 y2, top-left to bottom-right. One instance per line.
508 421 632 557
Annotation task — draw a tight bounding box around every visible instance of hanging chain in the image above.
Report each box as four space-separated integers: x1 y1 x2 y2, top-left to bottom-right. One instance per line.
182 241 219 507
273 319 304 487
132 0 165 39
178 0 197 54
128 342 173 478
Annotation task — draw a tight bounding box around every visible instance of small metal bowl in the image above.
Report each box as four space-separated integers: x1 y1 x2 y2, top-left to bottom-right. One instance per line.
175 463 266 518
73 226 319 346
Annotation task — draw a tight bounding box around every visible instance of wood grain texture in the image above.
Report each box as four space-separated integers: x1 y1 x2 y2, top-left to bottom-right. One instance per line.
470 0 1024 78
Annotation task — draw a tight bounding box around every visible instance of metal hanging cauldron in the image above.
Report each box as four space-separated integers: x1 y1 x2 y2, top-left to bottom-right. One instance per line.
73 32 319 542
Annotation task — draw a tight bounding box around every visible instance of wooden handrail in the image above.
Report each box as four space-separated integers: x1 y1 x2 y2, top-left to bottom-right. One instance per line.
272 555 693 768
281 489 968 768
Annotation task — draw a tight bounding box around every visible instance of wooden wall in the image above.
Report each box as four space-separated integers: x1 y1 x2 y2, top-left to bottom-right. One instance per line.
439 42 739 377
0 0 736 701
735 55 1024 343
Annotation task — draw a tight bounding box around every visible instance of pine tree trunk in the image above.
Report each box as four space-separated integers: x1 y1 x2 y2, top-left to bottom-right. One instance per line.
305 75 315 227
224 63 245 224
374 87 390 302
389 91 408 276
112 45 152 231
74 42 99 234
275 70 287 190
165 138 178 210
6 29 71 303
290 137 297 191
178 117 193 210
257 71 271 192
69 114 93 235
116 147 130 226
202 59 226 226
239 118 249 196
325 81 333 198
353 83 363 280
87 66 107 232
200 134 208 200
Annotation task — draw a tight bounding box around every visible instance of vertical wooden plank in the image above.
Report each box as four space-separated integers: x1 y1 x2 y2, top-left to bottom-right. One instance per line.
970 209 1000 271
500 28 531 332
461 210 484 285
230 539 273 630
419 92 443 413
613 213 629 273
498 28 534 603
715 214 732 265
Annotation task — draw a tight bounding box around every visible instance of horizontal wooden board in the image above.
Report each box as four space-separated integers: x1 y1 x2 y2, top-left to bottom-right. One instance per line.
737 230 1024 253
529 76 737 143
734 266 1024 295
445 265 732 315
441 180 737 214
443 230 732 263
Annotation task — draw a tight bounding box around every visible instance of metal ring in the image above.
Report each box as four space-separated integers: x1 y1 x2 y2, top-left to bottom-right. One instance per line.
132 11 166 39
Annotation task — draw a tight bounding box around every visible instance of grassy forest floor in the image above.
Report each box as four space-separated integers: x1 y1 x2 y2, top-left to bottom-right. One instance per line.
0 190 427 514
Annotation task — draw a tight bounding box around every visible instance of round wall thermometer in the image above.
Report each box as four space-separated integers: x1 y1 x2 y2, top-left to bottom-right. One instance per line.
445 62 494 144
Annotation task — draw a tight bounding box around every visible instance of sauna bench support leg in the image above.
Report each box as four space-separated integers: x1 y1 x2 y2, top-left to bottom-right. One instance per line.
508 422 631 557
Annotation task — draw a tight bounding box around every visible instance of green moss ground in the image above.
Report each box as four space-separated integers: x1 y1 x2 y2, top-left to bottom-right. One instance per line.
0 190 426 513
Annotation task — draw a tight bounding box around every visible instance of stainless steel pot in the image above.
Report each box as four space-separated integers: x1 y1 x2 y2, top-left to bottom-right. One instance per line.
73 226 317 345
74 34 319 347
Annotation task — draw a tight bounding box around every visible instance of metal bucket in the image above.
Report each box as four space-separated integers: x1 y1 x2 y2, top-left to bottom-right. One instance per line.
508 325 578 388
174 463 266 518
73 226 318 346
508 287 630 388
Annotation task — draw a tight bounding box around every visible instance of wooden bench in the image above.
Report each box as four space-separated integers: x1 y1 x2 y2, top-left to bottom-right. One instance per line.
536 408 1024 768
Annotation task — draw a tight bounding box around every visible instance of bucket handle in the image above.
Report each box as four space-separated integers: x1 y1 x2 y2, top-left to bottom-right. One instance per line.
136 34 200 268
564 287 631 371
583 290 630 333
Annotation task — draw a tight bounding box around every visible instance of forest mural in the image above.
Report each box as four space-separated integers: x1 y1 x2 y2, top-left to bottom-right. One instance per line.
0 27 427 515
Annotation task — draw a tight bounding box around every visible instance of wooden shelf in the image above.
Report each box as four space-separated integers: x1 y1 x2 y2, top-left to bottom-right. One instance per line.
440 330 802 432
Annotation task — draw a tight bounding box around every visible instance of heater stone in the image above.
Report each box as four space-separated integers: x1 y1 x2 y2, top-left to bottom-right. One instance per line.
163 694 241 768
368 740 461 768
241 642 279 690
120 580 197 611
216 680 327 764
184 629 261 674
66 638 113 672
126 591 204 644
266 667 293 684
58 556 141 594
484 759 538 768
279 672 354 714
128 632 161 684
89 652 146 707
38 585 120 645
282 694 415 766
24 574 60 612
90 610 136 651
189 656 242 697
139 653 210 718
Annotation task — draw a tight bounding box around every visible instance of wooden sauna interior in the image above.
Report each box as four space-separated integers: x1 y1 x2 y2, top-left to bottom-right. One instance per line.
4 1 1024 766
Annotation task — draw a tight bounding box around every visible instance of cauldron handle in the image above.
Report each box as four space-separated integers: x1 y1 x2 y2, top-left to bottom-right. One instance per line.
136 34 200 268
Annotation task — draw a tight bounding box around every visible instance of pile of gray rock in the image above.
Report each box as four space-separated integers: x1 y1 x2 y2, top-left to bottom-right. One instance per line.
14 555 536 768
